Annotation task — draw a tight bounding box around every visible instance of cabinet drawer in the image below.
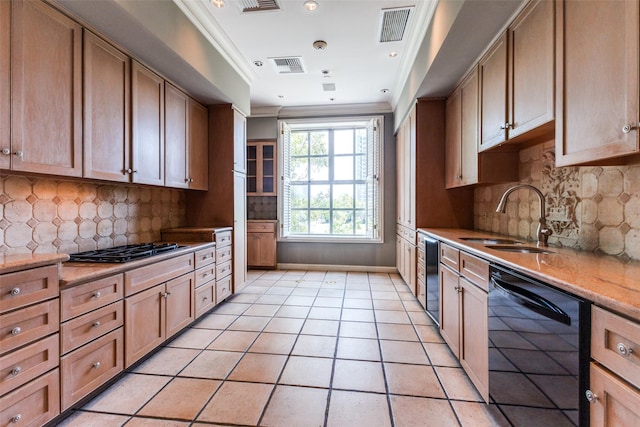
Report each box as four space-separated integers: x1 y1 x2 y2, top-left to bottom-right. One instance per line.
589 362 640 426
195 265 216 288
0 368 60 426
0 334 59 396
215 230 232 248
216 260 232 280
61 301 124 354
61 328 123 410
60 274 123 321
440 243 460 271
460 252 489 291
216 276 232 302
125 253 194 296
417 283 426 309
0 299 59 354
194 246 216 269
216 246 232 264
247 221 276 232
417 247 425 267
417 263 425 286
592 306 640 389
0 265 59 314
195 281 216 318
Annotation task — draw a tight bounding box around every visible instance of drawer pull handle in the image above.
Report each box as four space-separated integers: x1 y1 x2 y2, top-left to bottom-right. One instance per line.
92 362 101 369
617 342 633 357
10 366 22 376
11 414 21 424
585 390 598 403
93 291 101 299
10 287 21 296
93 321 101 328
11 327 21 336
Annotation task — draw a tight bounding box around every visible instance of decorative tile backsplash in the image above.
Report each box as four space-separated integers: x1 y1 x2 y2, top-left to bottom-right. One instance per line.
474 140 640 261
247 196 277 220
0 174 186 255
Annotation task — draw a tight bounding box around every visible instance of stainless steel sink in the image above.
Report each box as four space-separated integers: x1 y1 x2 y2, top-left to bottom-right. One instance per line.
461 237 522 245
486 245 555 254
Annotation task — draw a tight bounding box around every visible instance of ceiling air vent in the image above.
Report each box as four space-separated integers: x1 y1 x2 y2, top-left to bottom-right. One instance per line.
270 56 305 74
378 6 414 43
322 83 336 92
239 0 280 13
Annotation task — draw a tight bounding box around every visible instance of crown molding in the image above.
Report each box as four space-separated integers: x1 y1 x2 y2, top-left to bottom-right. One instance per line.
275 102 392 118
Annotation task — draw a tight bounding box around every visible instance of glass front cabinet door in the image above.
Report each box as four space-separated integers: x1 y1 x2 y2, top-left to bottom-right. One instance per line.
247 140 276 196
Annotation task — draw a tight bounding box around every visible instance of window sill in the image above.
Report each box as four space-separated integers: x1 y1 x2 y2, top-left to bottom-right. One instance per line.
278 236 383 244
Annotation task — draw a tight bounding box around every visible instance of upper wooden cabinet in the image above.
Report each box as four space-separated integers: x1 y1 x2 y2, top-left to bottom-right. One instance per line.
396 107 416 228
247 140 276 195
83 31 130 182
233 108 247 173
446 67 518 188
165 83 209 190
479 0 554 151
9 0 83 176
0 1 9 171
556 0 640 166
132 61 165 186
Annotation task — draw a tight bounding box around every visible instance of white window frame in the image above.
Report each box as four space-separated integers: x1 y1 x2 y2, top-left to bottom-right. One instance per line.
277 116 384 244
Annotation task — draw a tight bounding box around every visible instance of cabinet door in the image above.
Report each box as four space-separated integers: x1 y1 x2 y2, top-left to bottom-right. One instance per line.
460 278 488 402
83 31 130 182
132 61 165 185
247 232 276 267
233 172 247 291
407 109 416 228
0 1 9 170
508 0 554 140
124 284 164 367
396 234 404 278
589 363 640 427
233 108 246 173
556 0 639 166
440 265 460 357
395 128 404 224
479 33 507 151
460 68 479 186
164 82 189 189
445 88 462 189
188 99 209 190
165 273 194 339
11 0 82 176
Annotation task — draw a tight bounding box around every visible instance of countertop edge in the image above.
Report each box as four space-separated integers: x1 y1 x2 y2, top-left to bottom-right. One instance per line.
0 253 69 275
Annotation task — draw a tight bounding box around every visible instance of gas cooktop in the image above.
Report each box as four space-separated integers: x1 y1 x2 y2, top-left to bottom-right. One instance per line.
68 243 182 263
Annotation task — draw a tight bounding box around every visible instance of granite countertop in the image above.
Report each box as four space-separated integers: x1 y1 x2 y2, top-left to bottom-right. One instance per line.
161 226 233 233
422 228 640 321
60 242 215 288
0 253 69 275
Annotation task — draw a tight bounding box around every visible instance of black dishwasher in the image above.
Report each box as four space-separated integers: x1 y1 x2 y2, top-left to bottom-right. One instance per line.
489 264 590 427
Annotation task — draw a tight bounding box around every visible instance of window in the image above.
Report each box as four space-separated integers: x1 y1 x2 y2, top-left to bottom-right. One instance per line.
278 116 383 243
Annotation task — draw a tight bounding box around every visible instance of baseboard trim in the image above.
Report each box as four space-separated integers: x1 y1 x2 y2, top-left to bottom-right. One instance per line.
276 263 398 273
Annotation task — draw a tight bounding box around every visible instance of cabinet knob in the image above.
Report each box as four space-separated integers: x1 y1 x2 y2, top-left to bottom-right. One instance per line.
499 122 512 130
1 148 10 155
93 291 101 299
10 366 22 376
617 342 633 357
622 123 637 134
92 362 101 369
10 287 21 296
13 150 23 158
126 168 133 174
11 414 21 424
162 291 171 298
11 326 21 336
585 389 598 403
93 321 101 328
189 178 194 183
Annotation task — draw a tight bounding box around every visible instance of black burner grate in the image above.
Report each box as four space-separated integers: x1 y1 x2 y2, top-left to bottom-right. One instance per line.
68 243 181 263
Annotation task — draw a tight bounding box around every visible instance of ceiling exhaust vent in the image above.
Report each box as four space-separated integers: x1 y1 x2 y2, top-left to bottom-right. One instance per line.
378 6 414 42
270 56 305 74
322 83 336 92
239 0 280 13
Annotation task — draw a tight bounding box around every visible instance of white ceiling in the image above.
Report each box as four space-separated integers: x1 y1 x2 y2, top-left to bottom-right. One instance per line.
192 0 434 110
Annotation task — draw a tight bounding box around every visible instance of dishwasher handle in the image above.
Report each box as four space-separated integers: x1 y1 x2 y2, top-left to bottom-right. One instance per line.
491 276 571 326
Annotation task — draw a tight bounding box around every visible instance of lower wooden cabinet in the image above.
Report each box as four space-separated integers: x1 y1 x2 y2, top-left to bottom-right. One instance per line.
0 334 59 396
247 220 277 268
195 281 216 318
124 272 194 367
589 363 640 426
60 328 123 410
0 368 60 426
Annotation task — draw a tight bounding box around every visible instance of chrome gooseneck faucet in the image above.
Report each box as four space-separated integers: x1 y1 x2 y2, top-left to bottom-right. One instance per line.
495 184 552 247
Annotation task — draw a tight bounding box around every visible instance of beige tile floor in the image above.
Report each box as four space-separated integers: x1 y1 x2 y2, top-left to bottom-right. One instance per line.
59 270 509 427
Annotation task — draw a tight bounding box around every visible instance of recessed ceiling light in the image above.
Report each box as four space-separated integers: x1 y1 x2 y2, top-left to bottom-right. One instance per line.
389 52 398 58
304 1 318 12
329 98 335 101
253 60 263 67
211 0 225 8
278 95 285 99
380 89 390 94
